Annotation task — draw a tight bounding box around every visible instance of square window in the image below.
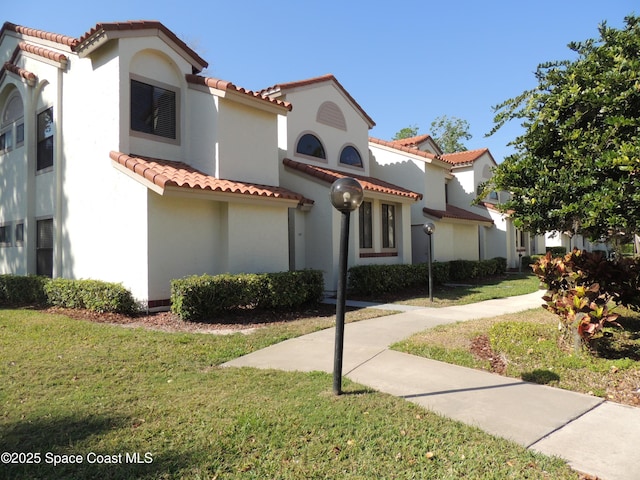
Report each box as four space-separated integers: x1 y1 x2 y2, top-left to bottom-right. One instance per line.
131 79 176 140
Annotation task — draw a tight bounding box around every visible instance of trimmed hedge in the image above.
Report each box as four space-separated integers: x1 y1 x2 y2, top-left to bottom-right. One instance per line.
171 270 324 321
44 278 139 314
0 275 138 314
0 275 49 306
348 257 508 297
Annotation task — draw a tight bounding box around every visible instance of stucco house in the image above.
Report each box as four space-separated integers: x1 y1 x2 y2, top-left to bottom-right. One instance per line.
260 74 423 291
440 148 544 268
0 20 312 308
0 18 540 307
369 135 507 266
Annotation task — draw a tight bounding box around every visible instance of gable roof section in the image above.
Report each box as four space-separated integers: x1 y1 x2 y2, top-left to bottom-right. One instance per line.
391 134 443 154
1 20 208 73
186 74 291 113
441 148 495 167
261 74 376 128
110 151 313 206
423 204 493 225
368 136 452 170
75 21 208 72
283 158 422 201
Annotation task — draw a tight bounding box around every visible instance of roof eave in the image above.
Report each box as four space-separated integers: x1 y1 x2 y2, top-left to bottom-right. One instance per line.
75 25 207 73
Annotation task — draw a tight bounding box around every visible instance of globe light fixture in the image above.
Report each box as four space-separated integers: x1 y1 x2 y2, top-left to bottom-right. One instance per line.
423 223 436 303
329 177 364 395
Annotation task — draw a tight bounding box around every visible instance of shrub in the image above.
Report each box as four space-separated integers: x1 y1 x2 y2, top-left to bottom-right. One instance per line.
0 275 48 306
546 246 567 256
348 258 506 297
532 250 640 352
44 278 138 314
171 270 324 321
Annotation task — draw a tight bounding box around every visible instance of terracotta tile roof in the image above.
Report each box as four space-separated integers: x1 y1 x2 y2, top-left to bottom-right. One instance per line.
369 136 442 162
13 41 68 64
76 21 208 71
423 204 494 224
261 74 375 128
441 148 490 166
391 134 434 148
110 152 313 206
186 74 292 111
1 62 36 85
283 158 422 201
481 201 514 215
1 21 77 48
2 20 208 72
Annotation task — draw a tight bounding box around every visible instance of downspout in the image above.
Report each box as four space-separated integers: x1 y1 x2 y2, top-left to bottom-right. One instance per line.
54 65 64 277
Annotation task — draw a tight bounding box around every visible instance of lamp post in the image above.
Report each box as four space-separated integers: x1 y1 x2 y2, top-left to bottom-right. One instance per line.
423 222 436 303
330 177 364 395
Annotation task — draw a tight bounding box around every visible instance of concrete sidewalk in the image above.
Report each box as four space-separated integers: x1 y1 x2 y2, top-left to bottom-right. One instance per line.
223 291 640 479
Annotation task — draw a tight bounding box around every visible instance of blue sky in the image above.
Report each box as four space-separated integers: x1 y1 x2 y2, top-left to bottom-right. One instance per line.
3 0 635 162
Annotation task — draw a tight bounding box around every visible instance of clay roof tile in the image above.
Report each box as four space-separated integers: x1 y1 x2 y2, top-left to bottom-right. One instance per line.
110 151 313 206
283 158 422 201
186 74 292 111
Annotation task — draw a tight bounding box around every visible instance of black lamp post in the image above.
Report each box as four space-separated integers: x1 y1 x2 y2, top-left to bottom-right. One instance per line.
423 222 436 303
329 177 364 395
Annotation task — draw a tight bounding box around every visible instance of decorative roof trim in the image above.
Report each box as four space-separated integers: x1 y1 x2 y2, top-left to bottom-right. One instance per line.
1 21 77 48
261 74 375 128
368 137 451 169
13 42 68 69
75 21 208 72
1 62 36 86
186 74 292 112
391 134 443 154
441 148 495 167
110 152 313 207
423 204 494 225
283 158 422 201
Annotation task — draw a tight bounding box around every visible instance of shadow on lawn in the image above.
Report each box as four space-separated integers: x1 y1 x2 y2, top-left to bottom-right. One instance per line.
590 315 640 361
0 415 204 479
522 369 561 384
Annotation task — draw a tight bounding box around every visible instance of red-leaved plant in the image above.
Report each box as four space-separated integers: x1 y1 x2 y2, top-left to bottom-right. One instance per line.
532 250 622 352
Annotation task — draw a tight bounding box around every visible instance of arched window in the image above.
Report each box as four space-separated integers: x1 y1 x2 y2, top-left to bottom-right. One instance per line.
296 133 326 159
1 93 24 152
339 145 362 167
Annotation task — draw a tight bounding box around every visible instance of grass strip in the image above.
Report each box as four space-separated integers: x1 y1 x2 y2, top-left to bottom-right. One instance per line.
0 308 578 479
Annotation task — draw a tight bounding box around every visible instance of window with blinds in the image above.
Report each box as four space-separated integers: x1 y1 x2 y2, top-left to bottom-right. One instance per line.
130 79 177 140
37 107 54 171
37 219 53 277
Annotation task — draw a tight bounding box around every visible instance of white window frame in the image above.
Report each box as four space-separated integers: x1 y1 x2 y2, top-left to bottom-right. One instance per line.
129 74 180 145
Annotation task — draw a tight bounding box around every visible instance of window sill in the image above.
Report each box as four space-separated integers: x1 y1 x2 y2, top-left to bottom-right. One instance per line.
359 251 398 258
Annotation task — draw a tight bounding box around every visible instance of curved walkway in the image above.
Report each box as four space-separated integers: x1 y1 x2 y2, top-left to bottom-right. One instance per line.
223 291 640 480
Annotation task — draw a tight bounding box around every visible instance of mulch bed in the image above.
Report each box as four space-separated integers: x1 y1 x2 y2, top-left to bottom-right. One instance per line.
43 304 339 334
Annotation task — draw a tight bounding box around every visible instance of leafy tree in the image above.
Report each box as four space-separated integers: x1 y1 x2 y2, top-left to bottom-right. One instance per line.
430 115 472 153
392 125 420 140
481 15 640 242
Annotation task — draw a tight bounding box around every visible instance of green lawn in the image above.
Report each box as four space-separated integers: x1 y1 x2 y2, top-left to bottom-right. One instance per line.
393 307 640 405
0 308 579 479
355 273 541 308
